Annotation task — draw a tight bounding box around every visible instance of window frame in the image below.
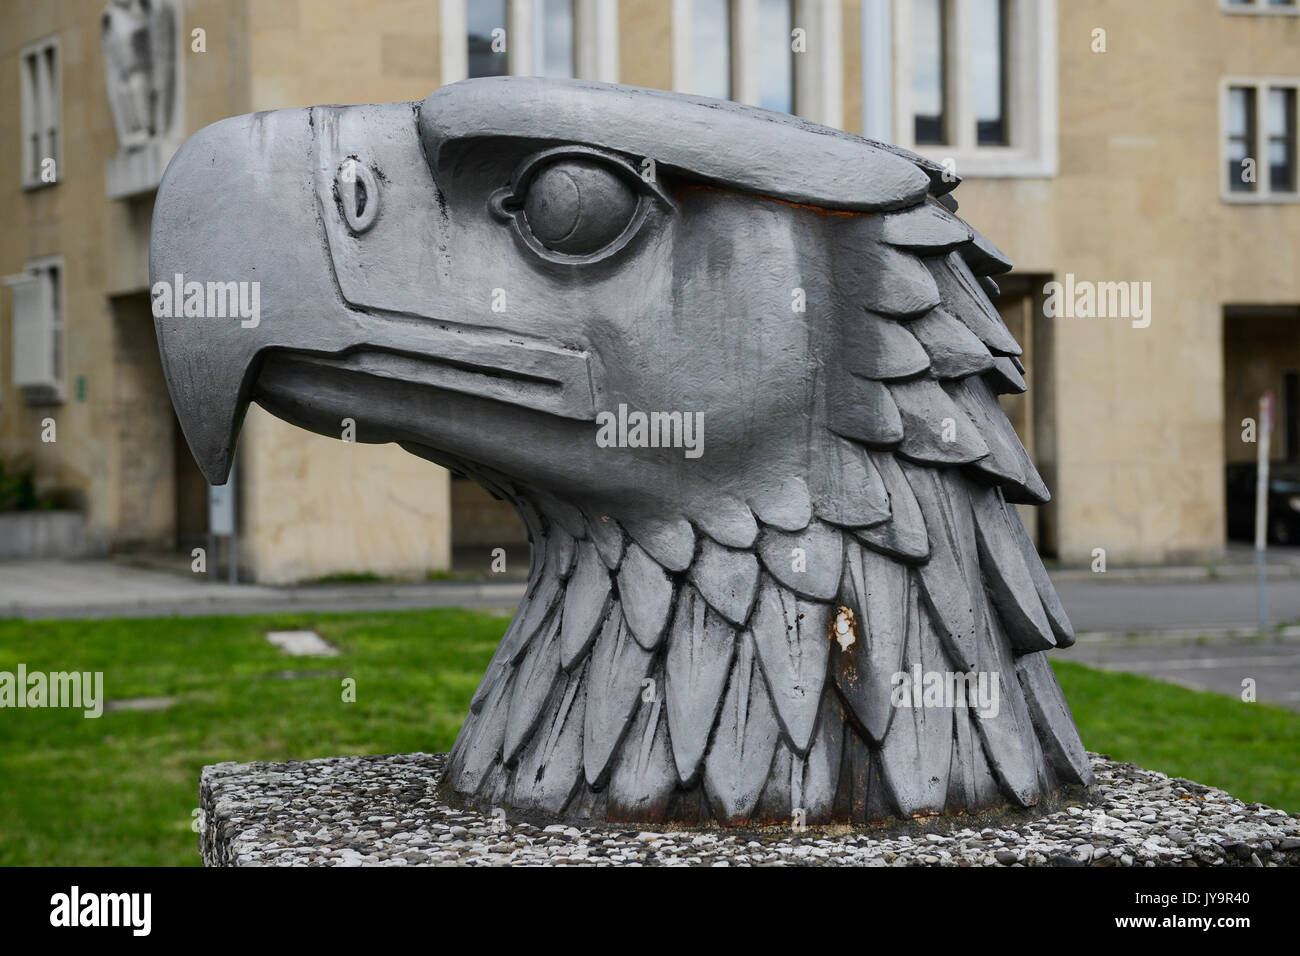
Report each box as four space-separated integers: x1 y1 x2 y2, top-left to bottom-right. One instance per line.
1219 0 1300 16
4 256 67 403
671 0 842 127
442 0 618 84
19 36 61 191
1219 76 1300 204
889 0 1057 178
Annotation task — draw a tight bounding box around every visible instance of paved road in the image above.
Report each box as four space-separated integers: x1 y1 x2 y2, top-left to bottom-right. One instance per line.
1054 576 1300 634
2 558 1297 630
1064 635 1300 711
0 560 525 620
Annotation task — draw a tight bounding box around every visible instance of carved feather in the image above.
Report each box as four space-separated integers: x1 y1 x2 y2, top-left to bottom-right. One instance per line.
747 475 813 532
582 608 656 788
906 307 996 380
664 585 738 785
559 539 613 668
606 662 677 822
747 577 831 754
617 541 676 650
889 377 991 466
844 310 932 380
622 514 695 572
502 606 564 765
687 537 760 626
854 451 930 563
702 633 783 824
810 437 891 529
756 519 844 600
834 541 910 742
828 375 905 448
879 201 973 253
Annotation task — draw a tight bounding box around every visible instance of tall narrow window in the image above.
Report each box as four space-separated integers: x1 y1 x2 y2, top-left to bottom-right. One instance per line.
692 0 731 100
537 0 575 78
756 0 793 113
20 38 60 187
973 0 1008 145
1268 86 1296 192
468 0 508 78
5 258 65 398
1226 86 1257 193
912 0 946 144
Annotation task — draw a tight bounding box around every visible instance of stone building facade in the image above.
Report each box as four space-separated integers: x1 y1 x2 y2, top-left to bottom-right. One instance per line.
2 0 1297 580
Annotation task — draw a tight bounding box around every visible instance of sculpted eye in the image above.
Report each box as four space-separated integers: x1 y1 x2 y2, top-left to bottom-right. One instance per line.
492 148 667 263
522 160 638 255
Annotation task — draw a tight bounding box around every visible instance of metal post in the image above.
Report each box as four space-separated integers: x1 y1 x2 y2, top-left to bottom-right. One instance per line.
1254 393 1273 632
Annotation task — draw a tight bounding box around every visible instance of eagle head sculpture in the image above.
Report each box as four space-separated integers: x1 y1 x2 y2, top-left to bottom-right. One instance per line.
152 78 1092 827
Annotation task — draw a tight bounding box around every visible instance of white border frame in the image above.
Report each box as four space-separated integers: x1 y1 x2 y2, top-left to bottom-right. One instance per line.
891 0 1057 178
19 35 61 191
1219 75 1300 204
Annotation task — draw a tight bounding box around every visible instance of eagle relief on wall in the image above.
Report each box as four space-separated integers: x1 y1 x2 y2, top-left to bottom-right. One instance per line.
102 0 180 198
151 78 1093 827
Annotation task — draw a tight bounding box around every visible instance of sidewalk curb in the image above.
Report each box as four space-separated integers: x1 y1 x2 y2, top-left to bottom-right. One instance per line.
1073 625 1300 646
1049 565 1300 584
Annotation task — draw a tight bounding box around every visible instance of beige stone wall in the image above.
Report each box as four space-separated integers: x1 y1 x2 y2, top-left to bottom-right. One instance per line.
948 0 1300 564
240 406 450 584
619 0 672 90
231 0 452 581
5 0 1297 573
1 0 452 579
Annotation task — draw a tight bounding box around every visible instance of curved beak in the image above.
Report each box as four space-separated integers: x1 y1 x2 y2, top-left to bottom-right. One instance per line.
150 108 326 484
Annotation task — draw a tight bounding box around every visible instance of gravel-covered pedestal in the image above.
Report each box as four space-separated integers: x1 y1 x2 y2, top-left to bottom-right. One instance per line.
198 752 1300 866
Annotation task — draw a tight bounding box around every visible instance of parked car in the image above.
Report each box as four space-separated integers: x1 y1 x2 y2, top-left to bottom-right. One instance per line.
1226 462 1300 545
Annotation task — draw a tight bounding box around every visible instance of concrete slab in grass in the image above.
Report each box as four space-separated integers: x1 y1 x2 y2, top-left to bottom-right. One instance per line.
266 630 338 657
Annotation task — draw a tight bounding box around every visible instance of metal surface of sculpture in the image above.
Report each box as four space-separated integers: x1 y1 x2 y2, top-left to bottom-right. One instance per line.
152 78 1092 827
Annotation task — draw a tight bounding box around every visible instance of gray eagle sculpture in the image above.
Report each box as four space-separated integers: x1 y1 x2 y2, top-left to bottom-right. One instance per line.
152 78 1092 827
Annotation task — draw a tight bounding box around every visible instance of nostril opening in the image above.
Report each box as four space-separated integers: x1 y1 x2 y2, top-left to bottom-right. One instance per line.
337 157 380 233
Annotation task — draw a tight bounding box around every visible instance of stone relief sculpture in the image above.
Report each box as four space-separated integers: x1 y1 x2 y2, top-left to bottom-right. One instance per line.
102 0 179 198
152 78 1093 827
102 0 177 149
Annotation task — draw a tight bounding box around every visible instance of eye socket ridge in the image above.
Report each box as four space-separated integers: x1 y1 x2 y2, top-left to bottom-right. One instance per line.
491 146 671 263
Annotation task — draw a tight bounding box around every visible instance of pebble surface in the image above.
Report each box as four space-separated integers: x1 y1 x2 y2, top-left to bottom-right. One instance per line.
199 752 1300 867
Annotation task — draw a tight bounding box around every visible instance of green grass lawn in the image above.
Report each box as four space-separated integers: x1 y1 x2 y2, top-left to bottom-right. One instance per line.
0 610 1296 865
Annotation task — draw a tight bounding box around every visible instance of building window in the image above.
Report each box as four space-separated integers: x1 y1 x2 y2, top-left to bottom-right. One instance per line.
1226 86 1257 192
20 38 60 189
755 0 794 113
1268 87 1297 192
891 0 1056 177
972 0 1008 146
448 0 614 84
691 0 732 100
535 0 576 78
1221 0 1298 14
911 0 946 144
1221 78 1299 202
4 258 65 402
673 0 839 125
468 0 509 78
